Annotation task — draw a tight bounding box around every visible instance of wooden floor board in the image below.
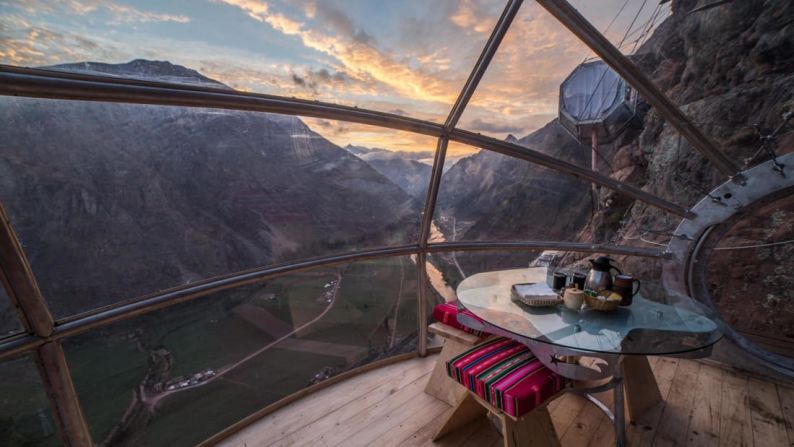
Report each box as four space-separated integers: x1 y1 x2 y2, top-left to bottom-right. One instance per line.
719 369 753 447
653 359 702 447
777 384 794 447
627 356 680 447
748 377 789 447
216 354 793 447
686 364 722 447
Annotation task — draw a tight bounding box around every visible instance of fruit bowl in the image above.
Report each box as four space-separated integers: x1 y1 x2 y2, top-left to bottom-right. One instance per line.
584 292 621 311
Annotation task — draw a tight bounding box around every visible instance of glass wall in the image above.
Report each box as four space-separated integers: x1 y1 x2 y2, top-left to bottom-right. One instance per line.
0 0 499 123
0 1 772 445
0 97 427 318
63 256 418 446
0 284 22 338
0 355 61 446
705 194 794 355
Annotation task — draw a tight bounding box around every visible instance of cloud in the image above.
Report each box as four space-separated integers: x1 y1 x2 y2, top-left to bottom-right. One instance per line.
218 0 461 105
450 0 497 34
457 2 592 138
102 2 191 24
302 117 442 154
466 119 525 134
264 12 303 35
0 18 118 66
6 0 190 24
305 1 374 45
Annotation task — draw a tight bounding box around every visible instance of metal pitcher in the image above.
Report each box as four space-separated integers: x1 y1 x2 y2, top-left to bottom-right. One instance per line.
585 256 622 291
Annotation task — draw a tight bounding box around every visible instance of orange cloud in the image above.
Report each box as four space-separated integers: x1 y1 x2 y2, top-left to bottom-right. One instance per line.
218 0 461 105
458 2 593 138
450 0 497 34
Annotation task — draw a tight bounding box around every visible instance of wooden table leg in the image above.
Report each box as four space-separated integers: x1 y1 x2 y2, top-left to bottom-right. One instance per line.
622 356 662 421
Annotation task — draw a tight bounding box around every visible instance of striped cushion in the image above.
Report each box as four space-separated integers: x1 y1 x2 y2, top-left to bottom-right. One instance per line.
446 337 565 417
432 300 489 337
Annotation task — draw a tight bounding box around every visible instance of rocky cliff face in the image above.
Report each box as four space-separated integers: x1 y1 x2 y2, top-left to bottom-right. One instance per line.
541 0 794 363
560 0 794 280
0 61 418 319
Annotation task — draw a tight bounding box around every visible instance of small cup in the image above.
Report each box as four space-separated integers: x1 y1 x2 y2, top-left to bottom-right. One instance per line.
572 272 586 290
563 287 584 310
552 272 568 291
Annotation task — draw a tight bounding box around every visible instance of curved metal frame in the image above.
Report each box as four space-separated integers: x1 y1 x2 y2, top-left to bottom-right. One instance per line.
663 151 794 376
0 1 744 445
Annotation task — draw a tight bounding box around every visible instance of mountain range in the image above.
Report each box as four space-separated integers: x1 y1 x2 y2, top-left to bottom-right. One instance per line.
344 145 433 199
0 61 420 319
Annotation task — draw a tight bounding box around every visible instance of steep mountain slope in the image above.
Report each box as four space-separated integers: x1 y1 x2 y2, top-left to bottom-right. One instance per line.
437 120 595 241
433 119 600 274
43 59 228 88
0 61 418 318
345 145 432 199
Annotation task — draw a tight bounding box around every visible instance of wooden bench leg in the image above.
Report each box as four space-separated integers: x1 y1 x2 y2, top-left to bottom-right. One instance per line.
623 355 662 422
432 392 486 441
423 338 471 406
501 406 560 447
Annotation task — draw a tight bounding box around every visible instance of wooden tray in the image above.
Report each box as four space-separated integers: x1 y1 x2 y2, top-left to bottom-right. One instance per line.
511 283 562 307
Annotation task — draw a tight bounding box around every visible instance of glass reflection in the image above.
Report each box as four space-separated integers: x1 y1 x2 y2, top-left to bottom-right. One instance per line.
0 355 61 446
0 97 427 318
64 256 417 446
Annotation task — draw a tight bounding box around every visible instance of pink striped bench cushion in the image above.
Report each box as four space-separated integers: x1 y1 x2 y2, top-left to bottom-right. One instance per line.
432 300 489 337
446 337 566 418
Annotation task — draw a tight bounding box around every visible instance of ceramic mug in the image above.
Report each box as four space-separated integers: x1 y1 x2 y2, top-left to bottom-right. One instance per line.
613 274 641 306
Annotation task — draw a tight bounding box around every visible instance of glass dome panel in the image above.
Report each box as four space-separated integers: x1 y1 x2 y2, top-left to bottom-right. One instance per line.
703 194 794 356
64 255 418 446
0 354 62 446
0 284 23 338
0 96 427 318
0 0 501 123
456 1 595 141
567 0 671 57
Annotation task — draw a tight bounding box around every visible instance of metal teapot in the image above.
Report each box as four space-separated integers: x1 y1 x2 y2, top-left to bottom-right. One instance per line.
585 256 622 291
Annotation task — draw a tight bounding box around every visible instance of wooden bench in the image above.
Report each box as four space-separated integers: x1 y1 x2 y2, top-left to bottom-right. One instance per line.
433 391 561 447
433 336 566 447
423 322 483 405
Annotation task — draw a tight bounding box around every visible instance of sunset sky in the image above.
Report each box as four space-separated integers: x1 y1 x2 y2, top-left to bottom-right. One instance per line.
0 0 668 156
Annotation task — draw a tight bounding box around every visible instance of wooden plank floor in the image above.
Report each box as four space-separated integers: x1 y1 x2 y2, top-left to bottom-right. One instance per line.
217 354 794 447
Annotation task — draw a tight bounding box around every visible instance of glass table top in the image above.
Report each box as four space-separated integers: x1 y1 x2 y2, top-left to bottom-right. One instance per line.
456 268 724 356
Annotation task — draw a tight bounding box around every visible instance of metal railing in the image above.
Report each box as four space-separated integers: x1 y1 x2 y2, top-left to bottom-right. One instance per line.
0 1 733 445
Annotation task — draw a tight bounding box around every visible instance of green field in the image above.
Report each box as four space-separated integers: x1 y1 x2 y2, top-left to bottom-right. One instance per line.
58 257 417 447
0 356 61 447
